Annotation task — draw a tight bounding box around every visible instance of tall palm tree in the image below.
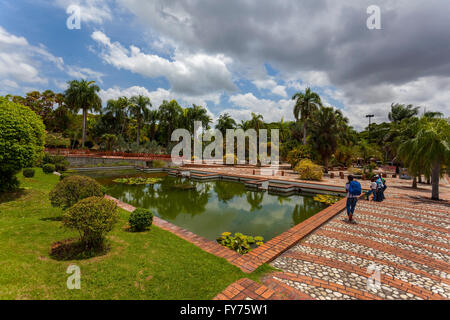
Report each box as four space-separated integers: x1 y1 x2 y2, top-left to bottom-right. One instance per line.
64 80 102 147
158 100 184 146
129 95 152 145
184 104 212 133
104 96 130 136
398 117 450 200
309 106 339 172
388 103 420 123
292 88 322 144
215 113 237 137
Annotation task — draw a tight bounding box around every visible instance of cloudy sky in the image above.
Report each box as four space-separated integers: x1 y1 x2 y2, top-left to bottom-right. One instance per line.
1 0 449 130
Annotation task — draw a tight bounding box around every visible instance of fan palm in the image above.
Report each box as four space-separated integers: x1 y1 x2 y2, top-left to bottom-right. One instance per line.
292 88 322 144
129 95 152 145
64 80 102 147
215 113 237 137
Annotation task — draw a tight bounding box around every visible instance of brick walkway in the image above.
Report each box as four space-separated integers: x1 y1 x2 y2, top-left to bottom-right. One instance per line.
218 196 449 300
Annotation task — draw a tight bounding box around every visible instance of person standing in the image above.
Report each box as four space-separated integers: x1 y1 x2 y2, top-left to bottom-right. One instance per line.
375 175 385 202
345 175 361 223
366 177 378 201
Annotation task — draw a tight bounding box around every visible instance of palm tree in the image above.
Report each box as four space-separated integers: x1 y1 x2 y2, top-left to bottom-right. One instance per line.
104 96 130 136
64 80 102 147
248 113 265 131
292 88 322 144
184 104 212 133
388 103 420 123
129 95 151 145
309 106 339 172
158 100 184 146
215 113 237 137
398 117 450 200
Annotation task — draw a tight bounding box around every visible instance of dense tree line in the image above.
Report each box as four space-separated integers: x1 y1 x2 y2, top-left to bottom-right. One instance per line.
4 80 449 199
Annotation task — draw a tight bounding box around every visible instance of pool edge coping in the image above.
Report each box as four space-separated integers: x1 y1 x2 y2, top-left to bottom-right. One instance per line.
104 193 347 274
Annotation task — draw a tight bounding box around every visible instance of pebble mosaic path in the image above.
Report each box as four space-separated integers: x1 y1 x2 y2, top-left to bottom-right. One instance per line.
216 196 449 300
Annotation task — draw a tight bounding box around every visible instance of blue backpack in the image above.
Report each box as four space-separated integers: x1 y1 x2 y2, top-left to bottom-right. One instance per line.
349 181 362 196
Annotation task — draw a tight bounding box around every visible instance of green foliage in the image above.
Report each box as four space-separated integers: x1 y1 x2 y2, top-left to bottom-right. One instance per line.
348 167 363 176
314 194 341 206
152 160 167 168
45 132 70 148
113 177 163 185
295 159 323 181
0 97 46 192
216 232 264 255
129 208 154 232
286 144 313 167
42 163 56 174
49 175 104 210
22 168 35 178
63 196 119 248
42 153 69 172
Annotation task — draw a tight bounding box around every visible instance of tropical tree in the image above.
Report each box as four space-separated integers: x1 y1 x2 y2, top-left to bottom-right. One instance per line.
309 106 339 172
215 113 237 136
183 104 211 133
158 100 184 146
64 80 102 147
292 87 322 144
129 95 152 145
388 103 420 123
398 117 450 200
104 96 130 136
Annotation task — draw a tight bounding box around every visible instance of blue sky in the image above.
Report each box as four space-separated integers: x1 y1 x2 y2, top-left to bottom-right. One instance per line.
1 0 449 130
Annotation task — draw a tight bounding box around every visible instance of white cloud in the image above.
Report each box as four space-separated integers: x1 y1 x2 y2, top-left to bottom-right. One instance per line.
253 78 287 97
66 65 104 83
91 31 236 97
227 92 294 123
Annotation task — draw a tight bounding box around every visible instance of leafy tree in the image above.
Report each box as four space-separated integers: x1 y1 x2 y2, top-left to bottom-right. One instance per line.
398 117 450 200
158 100 184 146
0 97 46 192
292 88 322 144
388 103 420 123
129 95 151 145
64 80 102 148
309 106 339 172
215 113 237 137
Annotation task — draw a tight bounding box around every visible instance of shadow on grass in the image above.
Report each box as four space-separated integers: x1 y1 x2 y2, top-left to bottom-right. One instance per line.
40 216 63 222
0 188 29 205
50 238 109 261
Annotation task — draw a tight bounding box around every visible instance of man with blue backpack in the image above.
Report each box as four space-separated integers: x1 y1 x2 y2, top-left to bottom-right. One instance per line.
345 175 362 223
375 175 385 202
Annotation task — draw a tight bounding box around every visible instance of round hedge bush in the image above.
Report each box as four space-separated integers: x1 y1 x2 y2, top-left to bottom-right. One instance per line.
294 159 323 181
63 196 119 248
129 208 153 232
43 163 56 174
0 97 46 192
22 168 35 178
49 175 104 210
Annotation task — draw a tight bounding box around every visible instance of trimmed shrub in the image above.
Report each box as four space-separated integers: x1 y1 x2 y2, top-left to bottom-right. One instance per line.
129 208 153 231
23 168 35 178
295 159 323 181
223 153 238 165
0 97 46 192
43 163 56 174
49 175 104 210
63 197 119 248
43 153 69 172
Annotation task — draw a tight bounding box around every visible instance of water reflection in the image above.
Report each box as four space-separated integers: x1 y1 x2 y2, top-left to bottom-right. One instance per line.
88 170 328 241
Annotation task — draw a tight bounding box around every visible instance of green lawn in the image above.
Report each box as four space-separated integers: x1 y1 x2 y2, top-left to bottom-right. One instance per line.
0 169 272 300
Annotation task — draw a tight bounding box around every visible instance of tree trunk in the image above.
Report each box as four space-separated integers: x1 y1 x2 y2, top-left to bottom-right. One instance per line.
418 175 422 184
431 158 440 200
412 177 417 189
136 119 140 145
324 157 329 173
303 123 307 145
82 108 87 148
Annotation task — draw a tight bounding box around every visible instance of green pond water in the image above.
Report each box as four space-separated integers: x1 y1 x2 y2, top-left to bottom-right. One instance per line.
81 170 328 241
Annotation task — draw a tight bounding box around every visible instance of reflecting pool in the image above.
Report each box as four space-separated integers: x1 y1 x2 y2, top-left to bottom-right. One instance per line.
85 170 328 241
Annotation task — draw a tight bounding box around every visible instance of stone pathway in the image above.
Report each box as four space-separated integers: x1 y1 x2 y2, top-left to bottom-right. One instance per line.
265 197 450 300
216 196 449 300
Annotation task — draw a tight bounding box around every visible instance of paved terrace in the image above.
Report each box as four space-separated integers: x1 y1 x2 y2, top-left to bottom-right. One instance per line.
215 194 450 300
60 151 449 300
